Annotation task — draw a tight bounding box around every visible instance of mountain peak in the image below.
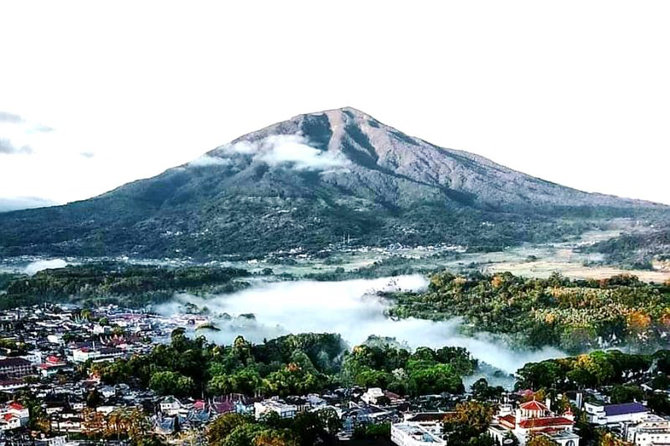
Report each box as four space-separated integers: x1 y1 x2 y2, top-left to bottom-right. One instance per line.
303 106 372 119
0 108 666 259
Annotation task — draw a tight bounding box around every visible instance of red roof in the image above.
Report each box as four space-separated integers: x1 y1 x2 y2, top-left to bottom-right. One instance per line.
500 414 516 428
3 413 16 421
520 400 548 411
519 417 573 429
8 402 24 410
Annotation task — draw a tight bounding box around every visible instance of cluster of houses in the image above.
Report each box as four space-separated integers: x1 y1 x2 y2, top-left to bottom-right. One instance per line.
0 303 209 444
1 303 669 446
388 391 670 446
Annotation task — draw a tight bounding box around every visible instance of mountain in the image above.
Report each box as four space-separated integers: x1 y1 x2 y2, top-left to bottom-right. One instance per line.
0 107 666 259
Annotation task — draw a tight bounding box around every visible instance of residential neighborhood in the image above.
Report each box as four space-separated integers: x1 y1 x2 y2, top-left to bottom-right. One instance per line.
0 302 668 446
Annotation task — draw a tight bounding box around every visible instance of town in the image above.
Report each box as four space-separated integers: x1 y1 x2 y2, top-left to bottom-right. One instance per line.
0 303 668 446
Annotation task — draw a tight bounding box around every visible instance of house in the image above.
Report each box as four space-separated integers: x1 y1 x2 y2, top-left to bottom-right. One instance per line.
47 334 64 345
584 402 650 425
20 350 43 365
391 422 446 446
305 394 327 409
71 346 123 363
254 398 298 420
96 406 117 416
50 416 83 433
625 416 670 446
34 435 69 446
0 378 27 391
152 414 178 435
404 412 449 437
488 400 579 446
210 394 254 415
0 413 22 430
361 388 385 405
39 356 69 377
0 357 33 378
159 396 182 416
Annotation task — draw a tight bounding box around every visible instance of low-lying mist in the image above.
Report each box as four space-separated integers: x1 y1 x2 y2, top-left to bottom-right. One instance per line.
156 275 565 375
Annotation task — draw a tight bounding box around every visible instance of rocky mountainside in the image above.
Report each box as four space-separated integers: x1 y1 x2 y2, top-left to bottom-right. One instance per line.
0 107 665 259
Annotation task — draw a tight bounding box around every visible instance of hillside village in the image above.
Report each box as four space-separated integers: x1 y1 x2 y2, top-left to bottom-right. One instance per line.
0 303 668 446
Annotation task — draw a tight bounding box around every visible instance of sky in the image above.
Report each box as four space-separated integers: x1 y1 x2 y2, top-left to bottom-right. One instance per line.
1 1 669 209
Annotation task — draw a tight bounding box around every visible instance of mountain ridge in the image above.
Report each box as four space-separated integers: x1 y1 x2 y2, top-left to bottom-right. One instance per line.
0 107 666 259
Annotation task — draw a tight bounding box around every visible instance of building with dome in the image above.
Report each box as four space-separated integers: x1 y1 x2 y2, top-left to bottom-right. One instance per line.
488 399 580 446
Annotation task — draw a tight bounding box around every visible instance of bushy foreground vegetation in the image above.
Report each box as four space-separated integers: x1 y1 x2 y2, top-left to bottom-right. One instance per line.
516 349 670 391
386 271 670 353
0 263 250 309
205 410 342 446
91 331 476 400
87 330 670 445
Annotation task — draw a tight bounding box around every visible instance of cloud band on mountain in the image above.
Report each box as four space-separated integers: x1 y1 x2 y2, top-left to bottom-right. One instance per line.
199 134 350 171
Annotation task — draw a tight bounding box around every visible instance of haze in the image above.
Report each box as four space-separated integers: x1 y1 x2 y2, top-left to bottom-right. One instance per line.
157 276 565 375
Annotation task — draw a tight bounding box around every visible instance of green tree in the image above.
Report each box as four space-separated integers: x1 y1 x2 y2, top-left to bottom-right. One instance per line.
207 413 251 445
149 371 195 396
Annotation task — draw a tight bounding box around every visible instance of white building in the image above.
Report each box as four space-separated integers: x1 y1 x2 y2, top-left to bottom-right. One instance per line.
47 334 64 345
0 402 30 431
20 350 43 365
488 400 579 446
585 402 650 425
391 423 446 446
254 399 298 420
159 396 182 416
403 412 448 437
625 417 670 446
71 346 123 363
361 388 385 405
0 378 27 392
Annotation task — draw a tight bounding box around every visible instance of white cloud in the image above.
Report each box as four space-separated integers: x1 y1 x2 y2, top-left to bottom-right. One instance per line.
258 135 348 170
157 275 565 374
217 134 349 171
24 258 68 275
188 154 232 167
223 140 257 155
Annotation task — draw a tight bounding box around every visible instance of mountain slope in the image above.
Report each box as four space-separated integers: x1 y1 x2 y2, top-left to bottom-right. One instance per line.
0 107 666 259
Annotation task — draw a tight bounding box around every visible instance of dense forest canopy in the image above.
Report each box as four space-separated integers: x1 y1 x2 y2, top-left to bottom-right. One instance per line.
0 262 250 309
386 271 670 353
586 223 670 269
90 331 477 399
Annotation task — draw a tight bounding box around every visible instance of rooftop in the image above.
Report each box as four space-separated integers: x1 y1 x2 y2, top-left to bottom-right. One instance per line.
604 402 648 416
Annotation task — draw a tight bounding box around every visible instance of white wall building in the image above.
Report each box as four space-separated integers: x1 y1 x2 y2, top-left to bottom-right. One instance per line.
254 399 298 420
71 346 123 363
361 387 385 405
0 402 30 431
391 423 446 446
159 396 182 416
585 402 650 425
489 400 579 446
625 417 670 446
